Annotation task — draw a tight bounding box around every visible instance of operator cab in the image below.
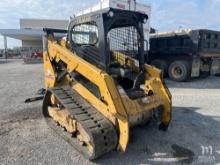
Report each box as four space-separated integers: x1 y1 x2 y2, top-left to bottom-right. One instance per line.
68 8 149 97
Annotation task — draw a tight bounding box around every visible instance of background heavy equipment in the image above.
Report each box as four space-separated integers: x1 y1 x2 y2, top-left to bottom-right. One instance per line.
42 8 172 160
149 29 220 82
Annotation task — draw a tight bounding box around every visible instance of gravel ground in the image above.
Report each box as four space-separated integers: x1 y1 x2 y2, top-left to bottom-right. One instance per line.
0 59 220 165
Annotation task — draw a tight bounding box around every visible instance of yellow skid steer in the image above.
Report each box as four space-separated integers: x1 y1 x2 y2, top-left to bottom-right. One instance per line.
42 8 172 160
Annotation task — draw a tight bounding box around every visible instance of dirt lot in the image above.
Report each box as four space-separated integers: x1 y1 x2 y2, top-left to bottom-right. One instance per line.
0 59 220 165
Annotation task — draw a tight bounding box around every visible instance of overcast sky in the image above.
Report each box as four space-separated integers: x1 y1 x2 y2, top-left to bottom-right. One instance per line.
0 0 220 48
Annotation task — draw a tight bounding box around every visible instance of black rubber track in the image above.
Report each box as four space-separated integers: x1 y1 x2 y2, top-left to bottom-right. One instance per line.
42 86 118 160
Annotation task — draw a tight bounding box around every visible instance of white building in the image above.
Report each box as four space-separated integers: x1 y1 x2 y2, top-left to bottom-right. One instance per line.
0 19 69 57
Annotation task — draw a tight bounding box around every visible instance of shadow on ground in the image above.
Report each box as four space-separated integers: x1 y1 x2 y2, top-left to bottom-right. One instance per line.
1 106 219 164
94 106 220 165
165 76 220 89
0 107 42 136
0 60 11 64
0 106 42 121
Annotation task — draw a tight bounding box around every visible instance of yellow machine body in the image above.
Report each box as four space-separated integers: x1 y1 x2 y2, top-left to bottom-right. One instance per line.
43 37 172 152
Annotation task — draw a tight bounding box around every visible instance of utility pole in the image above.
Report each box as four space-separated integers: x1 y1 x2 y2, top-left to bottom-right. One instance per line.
3 35 7 61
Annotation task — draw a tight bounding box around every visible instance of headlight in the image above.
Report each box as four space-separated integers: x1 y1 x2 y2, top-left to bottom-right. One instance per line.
108 11 114 17
143 18 148 24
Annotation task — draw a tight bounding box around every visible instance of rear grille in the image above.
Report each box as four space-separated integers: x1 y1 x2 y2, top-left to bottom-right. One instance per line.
108 26 139 60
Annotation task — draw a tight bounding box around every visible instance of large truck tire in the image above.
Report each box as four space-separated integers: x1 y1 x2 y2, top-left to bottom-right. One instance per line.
168 60 191 82
151 59 168 77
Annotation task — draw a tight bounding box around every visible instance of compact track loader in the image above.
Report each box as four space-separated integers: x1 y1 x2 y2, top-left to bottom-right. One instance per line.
42 8 172 160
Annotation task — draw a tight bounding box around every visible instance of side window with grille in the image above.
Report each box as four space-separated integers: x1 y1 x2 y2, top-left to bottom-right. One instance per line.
72 22 98 45
71 22 101 66
108 26 139 59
